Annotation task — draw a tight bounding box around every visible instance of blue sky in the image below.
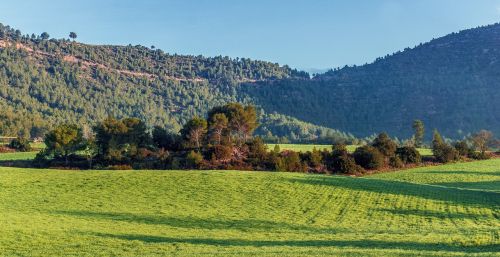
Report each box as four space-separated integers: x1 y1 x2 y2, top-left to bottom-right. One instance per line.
1 0 500 70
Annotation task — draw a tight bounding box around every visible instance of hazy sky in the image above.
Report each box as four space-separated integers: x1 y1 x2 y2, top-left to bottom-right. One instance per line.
1 0 500 70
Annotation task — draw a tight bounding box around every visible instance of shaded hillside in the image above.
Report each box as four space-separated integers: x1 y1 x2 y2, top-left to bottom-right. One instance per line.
242 24 500 139
0 23 357 142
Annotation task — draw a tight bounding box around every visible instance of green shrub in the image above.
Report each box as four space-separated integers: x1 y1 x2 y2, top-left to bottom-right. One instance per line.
433 144 459 163
372 133 397 157
331 143 348 156
353 146 384 169
276 151 306 172
453 140 471 157
33 150 52 168
432 129 459 163
8 137 32 152
186 151 204 169
331 154 363 174
301 148 323 169
389 156 404 168
396 146 421 164
246 138 269 169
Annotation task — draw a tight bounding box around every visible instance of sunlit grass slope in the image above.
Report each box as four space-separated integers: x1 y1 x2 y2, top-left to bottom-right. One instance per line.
0 151 38 161
0 160 499 256
267 143 358 152
372 159 500 192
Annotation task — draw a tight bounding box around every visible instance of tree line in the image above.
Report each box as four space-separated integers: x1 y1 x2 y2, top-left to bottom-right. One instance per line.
29 104 498 174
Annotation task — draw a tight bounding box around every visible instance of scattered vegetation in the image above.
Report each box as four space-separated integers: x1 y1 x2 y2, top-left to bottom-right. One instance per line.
7 137 31 152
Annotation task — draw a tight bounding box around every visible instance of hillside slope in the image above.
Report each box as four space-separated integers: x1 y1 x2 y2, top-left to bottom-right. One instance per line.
2 22 499 140
0 23 357 142
0 159 498 256
242 24 500 138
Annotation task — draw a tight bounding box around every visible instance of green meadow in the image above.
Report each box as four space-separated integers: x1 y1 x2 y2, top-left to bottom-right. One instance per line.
0 158 498 256
267 143 433 156
0 151 38 161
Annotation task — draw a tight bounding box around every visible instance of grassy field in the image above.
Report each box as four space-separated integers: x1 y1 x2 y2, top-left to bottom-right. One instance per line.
0 159 498 256
372 160 500 192
267 144 359 153
267 144 433 156
0 151 38 161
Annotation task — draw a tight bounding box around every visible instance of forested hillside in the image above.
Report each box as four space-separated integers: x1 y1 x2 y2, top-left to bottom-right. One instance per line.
1 22 499 141
0 23 359 143
243 23 500 139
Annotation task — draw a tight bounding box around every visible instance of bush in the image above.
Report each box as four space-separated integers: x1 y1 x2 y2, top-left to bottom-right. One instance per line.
469 151 491 160
372 133 397 157
301 148 324 170
331 143 348 156
331 154 363 174
433 144 459 163
246 138 269 169
276 151 306 172
108 164 133 170
432 129 459 163
353 146 384 170
389 156 404 168
453 141 470 157
33 150 52 168
186 151 204 169
396 146 421 164
8 137 32 152
211 145 233 162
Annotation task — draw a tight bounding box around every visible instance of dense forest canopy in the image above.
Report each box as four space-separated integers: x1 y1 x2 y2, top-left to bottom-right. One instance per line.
1 22 499 141
243 23 500 139
0 22 357 143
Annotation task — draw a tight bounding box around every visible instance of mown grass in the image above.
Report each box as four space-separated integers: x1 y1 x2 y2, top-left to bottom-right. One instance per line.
372 159 500 192
0 159 498 256
0 151 38 161
267 144 433 156
267 144 359 153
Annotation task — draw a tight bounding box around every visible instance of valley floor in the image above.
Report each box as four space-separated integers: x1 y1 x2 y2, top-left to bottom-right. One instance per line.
0 159 499 256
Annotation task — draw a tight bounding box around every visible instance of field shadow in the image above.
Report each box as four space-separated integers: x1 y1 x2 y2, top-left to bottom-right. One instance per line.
0 160 33 168
289 176 500 208
376 208 492 220
89 232 500 253
432 181 500 192
54 210 343 234
419 170 500 177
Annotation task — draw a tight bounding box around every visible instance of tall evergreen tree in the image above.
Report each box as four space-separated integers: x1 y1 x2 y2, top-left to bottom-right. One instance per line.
412 120 425 147
180 117 207 151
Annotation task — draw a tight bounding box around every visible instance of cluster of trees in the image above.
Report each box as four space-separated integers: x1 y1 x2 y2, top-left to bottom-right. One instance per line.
35 104 498 173
36 103 260 169
432 129 498 163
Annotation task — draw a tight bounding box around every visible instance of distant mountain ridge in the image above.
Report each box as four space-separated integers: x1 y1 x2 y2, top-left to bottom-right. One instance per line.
242 23 500 138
